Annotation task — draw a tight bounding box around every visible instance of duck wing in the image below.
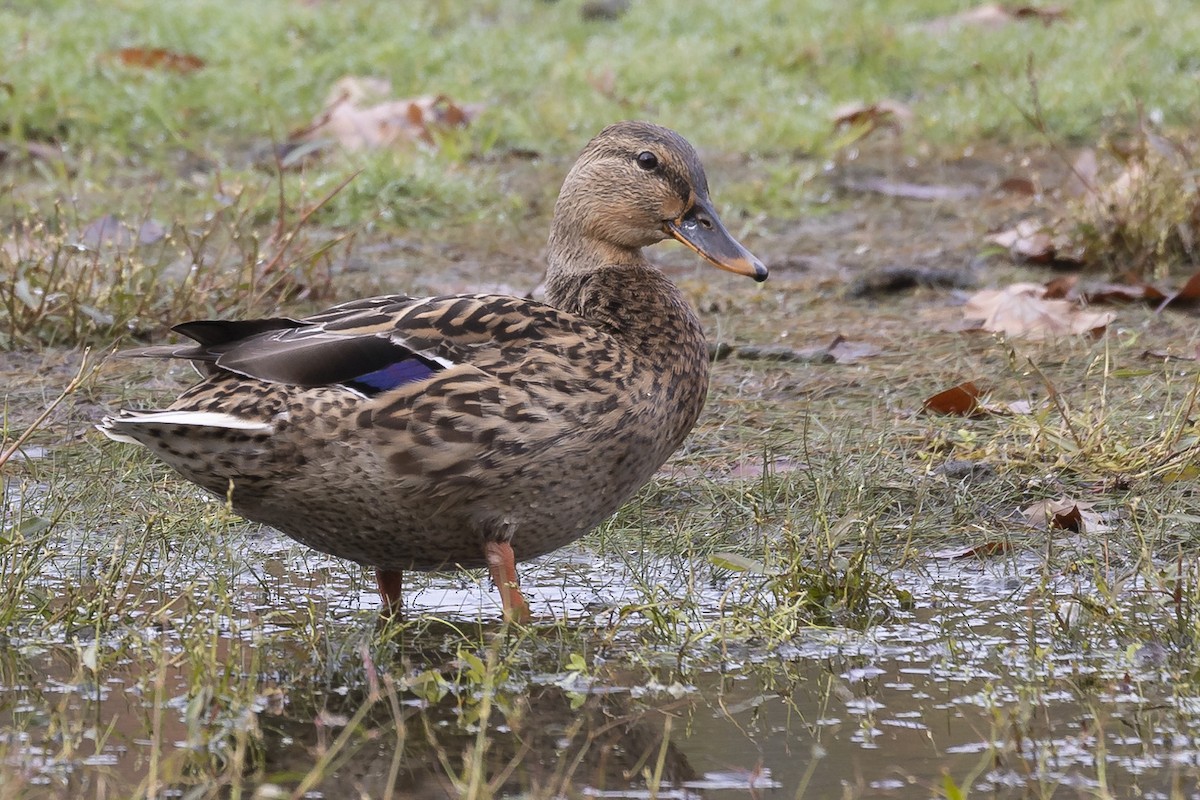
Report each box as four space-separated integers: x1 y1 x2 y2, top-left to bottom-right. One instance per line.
122 293 619 397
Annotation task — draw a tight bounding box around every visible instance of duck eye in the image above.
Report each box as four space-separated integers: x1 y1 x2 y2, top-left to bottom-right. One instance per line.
636 151 659 171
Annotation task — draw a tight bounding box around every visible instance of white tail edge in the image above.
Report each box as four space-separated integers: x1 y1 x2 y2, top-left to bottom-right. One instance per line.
99 410 274 439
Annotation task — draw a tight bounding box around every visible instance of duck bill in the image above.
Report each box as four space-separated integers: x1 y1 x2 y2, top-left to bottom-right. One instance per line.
667 198 768 282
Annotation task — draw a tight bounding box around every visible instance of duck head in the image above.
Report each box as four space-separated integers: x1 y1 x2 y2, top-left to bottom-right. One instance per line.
548 121 768 282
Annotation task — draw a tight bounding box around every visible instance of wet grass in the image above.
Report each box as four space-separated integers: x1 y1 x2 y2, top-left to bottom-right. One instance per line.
6 0 1200 797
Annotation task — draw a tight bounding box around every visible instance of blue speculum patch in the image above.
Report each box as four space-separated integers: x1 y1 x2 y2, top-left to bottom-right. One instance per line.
345 356 440 395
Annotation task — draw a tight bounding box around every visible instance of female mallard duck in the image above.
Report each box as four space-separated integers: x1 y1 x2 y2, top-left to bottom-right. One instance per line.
100 121 767 621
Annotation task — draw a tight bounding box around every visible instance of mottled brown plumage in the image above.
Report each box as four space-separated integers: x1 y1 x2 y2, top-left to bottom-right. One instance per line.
99 121 767 621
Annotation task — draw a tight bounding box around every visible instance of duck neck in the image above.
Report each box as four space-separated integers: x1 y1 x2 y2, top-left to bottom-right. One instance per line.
542 181 705 355
543 240 705 357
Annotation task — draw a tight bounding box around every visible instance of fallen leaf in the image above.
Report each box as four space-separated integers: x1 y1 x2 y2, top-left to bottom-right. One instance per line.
113 47 205 73
1021 498 1105 533
1044 274 1167 306
294 76 482 152
709 552 782 576
920 3 1067 33
997 175 1038 196
1086 282 1166 305
931 540 1013 559
831 99 914 134
840 176 981 201
923 381 984 416
961 283 1115 339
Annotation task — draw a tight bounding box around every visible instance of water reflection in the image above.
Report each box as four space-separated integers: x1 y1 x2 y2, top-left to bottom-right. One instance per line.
263 683 704 798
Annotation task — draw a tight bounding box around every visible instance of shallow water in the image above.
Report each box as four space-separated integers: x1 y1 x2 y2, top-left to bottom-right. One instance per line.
3 519 1200 799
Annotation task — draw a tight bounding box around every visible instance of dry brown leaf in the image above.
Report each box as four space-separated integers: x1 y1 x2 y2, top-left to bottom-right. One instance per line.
114 47 205 73
1086 281 1166 305
920 3 1066 32
295 76 482 152
923 381 984 416
1044 274 1167 306
831 100 914 133
962 283 1115 339
997 176 1038 196
922 382 1034 417
1021 498 1104 533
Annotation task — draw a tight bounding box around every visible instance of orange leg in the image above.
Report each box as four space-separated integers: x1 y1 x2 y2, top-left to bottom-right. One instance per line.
485 541 530 623
375 568 403 619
